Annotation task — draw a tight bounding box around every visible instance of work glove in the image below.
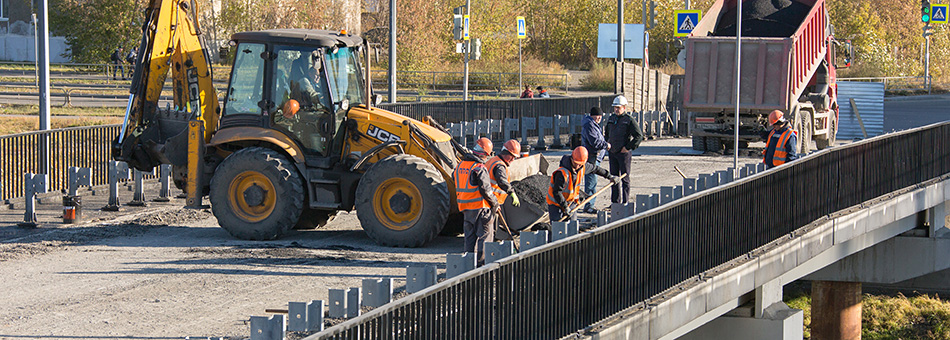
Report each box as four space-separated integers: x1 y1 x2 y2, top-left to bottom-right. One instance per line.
609 175 621 185
560 205 570 216
510 192 521 207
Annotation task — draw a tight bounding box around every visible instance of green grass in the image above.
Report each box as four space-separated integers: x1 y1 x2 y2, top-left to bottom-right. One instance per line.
785 286 950 339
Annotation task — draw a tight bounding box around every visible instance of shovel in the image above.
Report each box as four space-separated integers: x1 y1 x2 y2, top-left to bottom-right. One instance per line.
496 211 520 252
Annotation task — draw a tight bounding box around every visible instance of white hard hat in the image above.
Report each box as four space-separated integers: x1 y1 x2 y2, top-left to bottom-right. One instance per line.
612 95 628 107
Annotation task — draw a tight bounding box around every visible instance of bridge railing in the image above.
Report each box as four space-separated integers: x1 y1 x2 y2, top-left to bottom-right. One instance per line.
309 121 950 340
0 124 120 201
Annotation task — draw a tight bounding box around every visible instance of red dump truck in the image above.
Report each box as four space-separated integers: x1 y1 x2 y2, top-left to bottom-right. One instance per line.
684 0 852 152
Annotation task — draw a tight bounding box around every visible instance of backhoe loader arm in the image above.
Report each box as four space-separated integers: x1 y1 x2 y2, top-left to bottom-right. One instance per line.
113 0 219 171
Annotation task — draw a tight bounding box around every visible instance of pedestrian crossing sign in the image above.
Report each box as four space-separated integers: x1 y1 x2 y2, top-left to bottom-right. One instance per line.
932 4 949 24
674 10 702 37
517 16 526 39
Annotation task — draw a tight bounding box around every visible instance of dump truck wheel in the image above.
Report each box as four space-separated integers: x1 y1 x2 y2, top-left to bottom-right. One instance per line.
691 136 706 151
209 147 303 240
355 154 450 247
294 209 338 230
816 115 836 149
705 137 723 152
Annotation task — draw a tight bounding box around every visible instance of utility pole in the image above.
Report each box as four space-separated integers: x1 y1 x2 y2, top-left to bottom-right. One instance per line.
36 0 50 191
685 0 689 10
388 0 396 103
616 0 624 94
925 24 931 94
463 0 470 101
733 0 742 172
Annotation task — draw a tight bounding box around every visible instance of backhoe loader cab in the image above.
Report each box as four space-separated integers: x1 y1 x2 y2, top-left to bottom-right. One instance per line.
204 29 459 245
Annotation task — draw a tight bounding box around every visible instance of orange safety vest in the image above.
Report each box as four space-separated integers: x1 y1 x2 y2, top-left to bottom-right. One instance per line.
546 166 585 207
453 160 490 211
763 128 796 166
486 156 509 204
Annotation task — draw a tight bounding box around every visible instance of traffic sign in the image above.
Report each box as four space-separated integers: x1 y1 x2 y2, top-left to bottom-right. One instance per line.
463 15 470 40
932 4 949 24
674 10 702 37
517 16 526 39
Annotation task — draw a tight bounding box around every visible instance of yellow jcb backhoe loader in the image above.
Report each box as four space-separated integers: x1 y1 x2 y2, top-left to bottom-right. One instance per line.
113 0 547 246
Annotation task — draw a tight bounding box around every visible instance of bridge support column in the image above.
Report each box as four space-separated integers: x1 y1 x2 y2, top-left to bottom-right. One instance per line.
811 281 862 340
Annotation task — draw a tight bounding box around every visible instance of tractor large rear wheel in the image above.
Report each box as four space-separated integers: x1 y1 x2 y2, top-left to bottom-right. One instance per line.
355 154 450 247
209 147 303 240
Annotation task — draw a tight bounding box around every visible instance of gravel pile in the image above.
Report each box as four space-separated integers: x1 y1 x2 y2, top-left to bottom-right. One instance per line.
712 0 810 37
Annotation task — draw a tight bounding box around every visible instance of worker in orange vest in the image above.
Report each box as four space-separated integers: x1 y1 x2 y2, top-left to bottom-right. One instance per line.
452 137 500 264
547 147 619 222
485 140 523 208
762 110 799 169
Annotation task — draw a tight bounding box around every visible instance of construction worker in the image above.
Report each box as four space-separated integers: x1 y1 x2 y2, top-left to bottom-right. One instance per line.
547 147 620 222
762 110 799 169
453 137 500 265
486 140 523 208
604 95 643 204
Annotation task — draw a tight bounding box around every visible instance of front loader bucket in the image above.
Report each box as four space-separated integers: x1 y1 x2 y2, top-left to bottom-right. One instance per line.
497 197 548 240
506 154 550 182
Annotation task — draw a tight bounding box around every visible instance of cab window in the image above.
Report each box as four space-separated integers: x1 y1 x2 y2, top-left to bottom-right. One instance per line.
223 43 265 116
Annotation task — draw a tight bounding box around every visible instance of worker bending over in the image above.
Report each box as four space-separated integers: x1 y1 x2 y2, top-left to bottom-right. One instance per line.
486 140 523 208
547 147 620 222
453 137 500 265
762 110 799 169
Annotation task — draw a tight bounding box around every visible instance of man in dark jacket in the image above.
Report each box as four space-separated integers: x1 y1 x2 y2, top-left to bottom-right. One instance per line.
536 86 550 98
547 147 619 222
604 95 643 204
581 106 609 213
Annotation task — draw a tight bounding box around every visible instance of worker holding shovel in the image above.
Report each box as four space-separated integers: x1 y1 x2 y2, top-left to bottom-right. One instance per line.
546 147 620 222
453 137 500 266
486 140 523 239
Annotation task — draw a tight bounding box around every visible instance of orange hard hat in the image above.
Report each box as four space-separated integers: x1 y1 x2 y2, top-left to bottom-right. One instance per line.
768 110 786 125
473 137 494 156
282 99 300 118
571 146 589 165
502 139 521 158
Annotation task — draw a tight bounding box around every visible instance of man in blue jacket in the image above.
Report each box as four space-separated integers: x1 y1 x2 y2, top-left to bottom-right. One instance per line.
581 106 609 213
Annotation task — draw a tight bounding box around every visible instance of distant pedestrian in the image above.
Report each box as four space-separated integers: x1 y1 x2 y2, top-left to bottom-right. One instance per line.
581 106 609 213
125 47 138 79
110 47 125 80
536 86 550 98
604 95 643 204
520 85 534 98
762 110 799 169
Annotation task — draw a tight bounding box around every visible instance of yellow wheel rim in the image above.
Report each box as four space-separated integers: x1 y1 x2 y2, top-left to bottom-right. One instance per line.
228 170 277 223
372 177 422 231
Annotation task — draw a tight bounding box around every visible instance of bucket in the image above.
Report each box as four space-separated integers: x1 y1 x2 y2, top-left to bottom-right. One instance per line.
63 195 82 224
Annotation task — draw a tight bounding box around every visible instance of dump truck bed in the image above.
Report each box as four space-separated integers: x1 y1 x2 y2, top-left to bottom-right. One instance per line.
683 0 829 113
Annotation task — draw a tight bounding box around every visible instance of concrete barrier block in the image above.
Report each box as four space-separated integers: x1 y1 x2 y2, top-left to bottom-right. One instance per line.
485 241 514 263
446 253 476 279
250 314 285 340
361 278 393 308
520 230 548 252
346 288 361 318
406 265 437 293
328 289 346 318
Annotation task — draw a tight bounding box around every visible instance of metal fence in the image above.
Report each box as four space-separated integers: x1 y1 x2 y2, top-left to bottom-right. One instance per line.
370 69 570 92
1 124 120 201
309 121 950 339
378 96 616 124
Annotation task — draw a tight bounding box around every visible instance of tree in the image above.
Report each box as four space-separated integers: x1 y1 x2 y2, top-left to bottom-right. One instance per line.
50 0 144 63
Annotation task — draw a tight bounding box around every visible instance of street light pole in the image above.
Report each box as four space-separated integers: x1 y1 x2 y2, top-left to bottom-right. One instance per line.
388 0 396 103
463 0 471 101
616 0 624 94
733 0 742 173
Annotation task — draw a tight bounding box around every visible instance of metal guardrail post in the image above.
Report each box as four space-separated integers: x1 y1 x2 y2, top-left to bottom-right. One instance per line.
249 314 285 340
103 161 129 211
154 164 171 202
19 173 38 227
128 169 147 207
